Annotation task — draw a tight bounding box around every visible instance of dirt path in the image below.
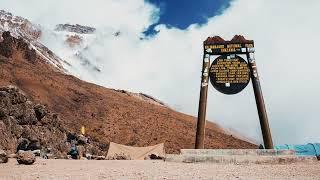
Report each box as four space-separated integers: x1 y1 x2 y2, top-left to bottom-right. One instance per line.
0 159 319 180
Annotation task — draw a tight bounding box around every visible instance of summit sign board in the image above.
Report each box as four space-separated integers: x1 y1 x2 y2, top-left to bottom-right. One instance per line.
203 36 253 94
209 54 250 95
195 35 274 150
204 36 254 55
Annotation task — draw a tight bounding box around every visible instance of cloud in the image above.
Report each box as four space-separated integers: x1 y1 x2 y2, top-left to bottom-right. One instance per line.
1 0 320 145
1 0 159 33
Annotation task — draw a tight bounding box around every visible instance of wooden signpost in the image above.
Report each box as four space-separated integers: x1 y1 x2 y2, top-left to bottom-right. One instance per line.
195 35 273 149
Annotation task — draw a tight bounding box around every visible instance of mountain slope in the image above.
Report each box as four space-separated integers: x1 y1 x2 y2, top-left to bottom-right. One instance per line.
0 10 67 71
0 31 257 154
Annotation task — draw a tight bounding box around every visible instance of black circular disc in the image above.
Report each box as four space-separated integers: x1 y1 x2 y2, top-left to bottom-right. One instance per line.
209 54 250 95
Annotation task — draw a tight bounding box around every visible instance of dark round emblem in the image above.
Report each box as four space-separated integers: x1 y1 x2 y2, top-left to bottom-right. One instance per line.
209 54 250 94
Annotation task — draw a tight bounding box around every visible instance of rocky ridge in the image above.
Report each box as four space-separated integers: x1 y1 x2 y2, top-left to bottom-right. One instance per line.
55 24 96 34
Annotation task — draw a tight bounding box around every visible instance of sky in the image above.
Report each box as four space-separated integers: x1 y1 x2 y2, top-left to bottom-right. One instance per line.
144 0 231 35
1 0 320 145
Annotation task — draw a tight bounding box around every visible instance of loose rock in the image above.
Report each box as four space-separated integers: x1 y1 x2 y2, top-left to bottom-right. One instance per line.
0 149 8 163
17 150 36 165
148 153 164 160
33 104 48 121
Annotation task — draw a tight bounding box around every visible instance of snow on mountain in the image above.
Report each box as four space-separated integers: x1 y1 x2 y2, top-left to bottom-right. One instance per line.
0 10 168 108
40 24 102 79
0 10 110 76
0 10 40 40
39 23 130 85
0 10 67 71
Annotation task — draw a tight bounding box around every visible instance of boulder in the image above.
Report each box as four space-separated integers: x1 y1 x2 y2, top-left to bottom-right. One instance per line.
10 102 38 125
33 104 47 121
17 150 36 165
0 149 8 163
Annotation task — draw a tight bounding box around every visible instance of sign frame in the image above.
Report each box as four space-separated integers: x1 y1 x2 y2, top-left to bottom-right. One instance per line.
195 35 274 149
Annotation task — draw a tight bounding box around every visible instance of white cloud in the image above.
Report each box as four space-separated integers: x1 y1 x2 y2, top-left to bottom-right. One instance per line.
1 0 159 33
1 0 320 145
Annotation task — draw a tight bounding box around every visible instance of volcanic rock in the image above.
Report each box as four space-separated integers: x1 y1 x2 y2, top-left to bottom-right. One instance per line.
0 32 37 63
0 86 70 156
55 24 96 34
148 153 164 160
0 149 8 163
33 104 48 121
0 31 14 58
17 150 35 165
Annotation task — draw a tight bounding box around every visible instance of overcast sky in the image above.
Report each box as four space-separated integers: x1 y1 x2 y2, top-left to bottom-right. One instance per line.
1 0 320 145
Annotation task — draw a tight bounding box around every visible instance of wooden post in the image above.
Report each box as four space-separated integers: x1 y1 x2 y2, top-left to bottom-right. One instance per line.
195 53 210 149
246 49 274 149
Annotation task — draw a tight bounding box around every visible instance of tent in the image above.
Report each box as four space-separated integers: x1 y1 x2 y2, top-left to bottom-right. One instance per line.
106 142 165 160
275 143 320 156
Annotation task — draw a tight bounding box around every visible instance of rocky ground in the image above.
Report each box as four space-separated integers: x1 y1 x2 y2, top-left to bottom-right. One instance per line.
0 86 68 156
0 86 106 158
0 159 319 180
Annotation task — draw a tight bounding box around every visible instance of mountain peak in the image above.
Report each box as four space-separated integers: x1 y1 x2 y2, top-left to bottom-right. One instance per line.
55 24 96 34
0 10 41 41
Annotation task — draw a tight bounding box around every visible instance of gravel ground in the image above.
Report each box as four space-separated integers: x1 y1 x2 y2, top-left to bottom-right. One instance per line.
0 159 319 180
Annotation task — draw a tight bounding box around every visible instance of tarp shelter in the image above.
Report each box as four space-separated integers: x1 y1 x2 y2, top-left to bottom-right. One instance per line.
106 142 165 160
275 143 320 156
